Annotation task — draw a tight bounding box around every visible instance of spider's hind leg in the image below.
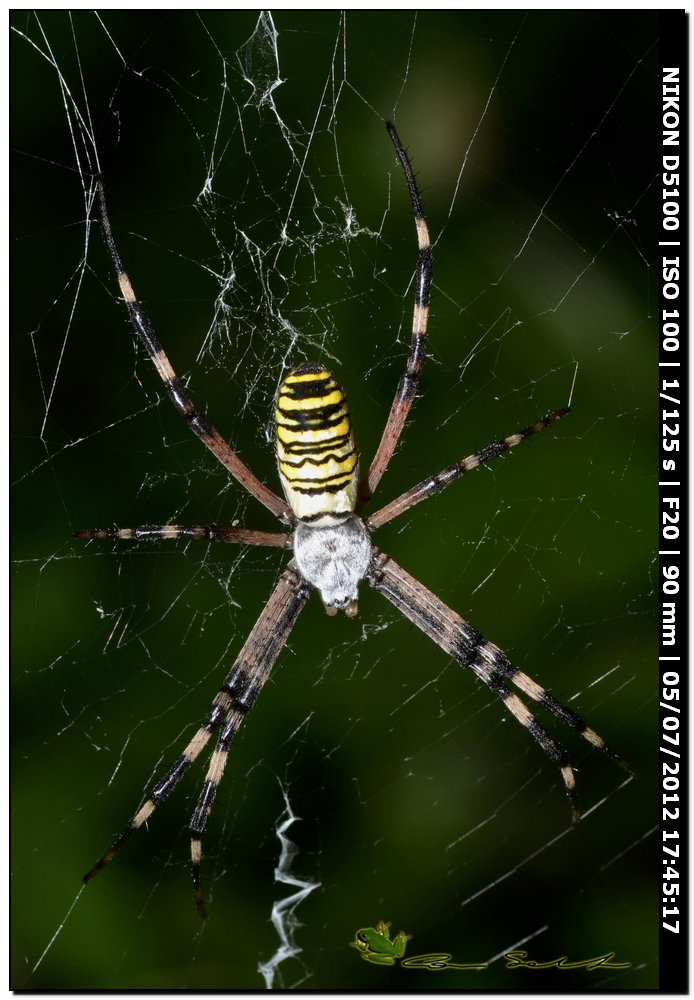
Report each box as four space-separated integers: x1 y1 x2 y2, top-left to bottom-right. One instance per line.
361 122 433 503
95 180 291 524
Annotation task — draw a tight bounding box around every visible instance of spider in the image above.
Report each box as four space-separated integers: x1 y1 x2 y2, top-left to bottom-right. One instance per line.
79 122 631 917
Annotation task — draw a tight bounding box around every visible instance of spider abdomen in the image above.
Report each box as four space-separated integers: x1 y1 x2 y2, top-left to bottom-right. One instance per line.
275 363 359 525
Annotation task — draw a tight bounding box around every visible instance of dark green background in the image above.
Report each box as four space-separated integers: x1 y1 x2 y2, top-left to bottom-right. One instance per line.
12 11 658 990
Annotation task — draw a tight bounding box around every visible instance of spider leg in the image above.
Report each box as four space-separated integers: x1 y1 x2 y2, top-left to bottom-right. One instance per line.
367 407 569 531
187 563 309 917
188 708 240 918
470 636 633 774
75 524 291 547
361 123 433 504
367 549 632 821
83 563 309 893
96 181 291 525
82 690 231 884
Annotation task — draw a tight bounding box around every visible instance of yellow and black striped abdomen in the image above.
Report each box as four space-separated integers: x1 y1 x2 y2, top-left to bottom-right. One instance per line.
275 363 359 525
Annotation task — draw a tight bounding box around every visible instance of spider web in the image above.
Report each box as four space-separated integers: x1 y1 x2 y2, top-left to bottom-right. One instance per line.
12 11 658 990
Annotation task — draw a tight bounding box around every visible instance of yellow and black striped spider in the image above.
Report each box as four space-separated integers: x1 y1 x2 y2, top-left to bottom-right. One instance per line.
79 122 630 917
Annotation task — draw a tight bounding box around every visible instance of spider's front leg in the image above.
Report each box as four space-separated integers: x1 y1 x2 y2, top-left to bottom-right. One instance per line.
185 563 309 917
83 564 309 918
367 549 633 821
